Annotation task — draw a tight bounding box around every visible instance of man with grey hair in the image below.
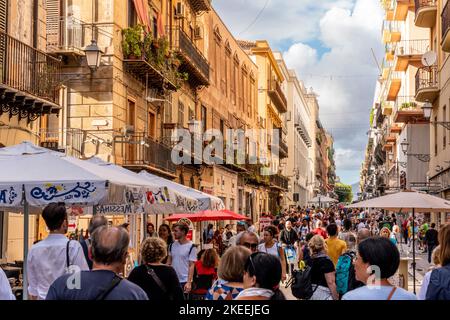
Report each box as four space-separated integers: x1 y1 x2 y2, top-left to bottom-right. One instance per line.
236 230 259 253
46 226 148 300
80 215 108 270
357 228 371 245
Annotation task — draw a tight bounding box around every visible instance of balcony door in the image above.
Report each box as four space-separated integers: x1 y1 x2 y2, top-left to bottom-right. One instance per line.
148 111 156 139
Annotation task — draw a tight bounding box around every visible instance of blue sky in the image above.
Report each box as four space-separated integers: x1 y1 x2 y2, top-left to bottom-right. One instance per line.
215 0 384 185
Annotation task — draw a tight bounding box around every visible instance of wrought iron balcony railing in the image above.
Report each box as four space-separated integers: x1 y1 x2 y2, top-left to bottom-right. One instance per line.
167 26 210 86
118 132 177 175
187 0 212 13
0 30 61 121
270 173 289 190
415 65 439 102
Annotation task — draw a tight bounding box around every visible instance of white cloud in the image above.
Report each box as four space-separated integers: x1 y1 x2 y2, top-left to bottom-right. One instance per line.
215 0 384 184
214 0 355 46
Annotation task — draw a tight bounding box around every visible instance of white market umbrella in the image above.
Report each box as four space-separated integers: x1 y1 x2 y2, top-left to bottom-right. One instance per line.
0 142 111 300
346 190 450 294
138 170 225 211
308 195 338 207
82 157 200 214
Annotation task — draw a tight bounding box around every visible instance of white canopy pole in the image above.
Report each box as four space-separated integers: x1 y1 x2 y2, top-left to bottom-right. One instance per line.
22 187 29 301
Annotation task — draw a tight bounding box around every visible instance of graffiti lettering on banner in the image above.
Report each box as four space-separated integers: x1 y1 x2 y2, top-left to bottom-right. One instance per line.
0 186 20 206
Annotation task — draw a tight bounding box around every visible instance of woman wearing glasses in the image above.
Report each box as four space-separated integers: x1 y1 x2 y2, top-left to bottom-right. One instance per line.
258 226 287 281
235 252 286 300
205 246 251 300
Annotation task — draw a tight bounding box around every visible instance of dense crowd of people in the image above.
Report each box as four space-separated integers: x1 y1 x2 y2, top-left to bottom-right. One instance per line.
0 202 449 300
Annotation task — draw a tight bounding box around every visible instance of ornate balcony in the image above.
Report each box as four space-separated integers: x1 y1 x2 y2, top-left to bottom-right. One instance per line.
0 31 61 122
269 174 289 191
46 16 86 56
118 132 177 177
415 65 439 102
393 96 426 123
167 26 210 87
394 39 430 71
414 0 437 28
187 0 212 14
294 114 312 147
268 79 287 113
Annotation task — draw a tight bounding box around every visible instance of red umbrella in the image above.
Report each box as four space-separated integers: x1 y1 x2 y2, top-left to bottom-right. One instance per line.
165 210 249 222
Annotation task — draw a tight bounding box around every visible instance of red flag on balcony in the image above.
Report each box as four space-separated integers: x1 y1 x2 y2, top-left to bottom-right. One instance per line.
133 0 151 33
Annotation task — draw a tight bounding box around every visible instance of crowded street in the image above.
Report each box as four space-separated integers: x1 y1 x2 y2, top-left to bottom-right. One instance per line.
1 0 450 305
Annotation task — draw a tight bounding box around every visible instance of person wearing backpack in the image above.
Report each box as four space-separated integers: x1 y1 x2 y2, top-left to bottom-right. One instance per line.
335 233 364 298
308 235 338 300
167 223 197 296
258 226 286 281
46 226 148 300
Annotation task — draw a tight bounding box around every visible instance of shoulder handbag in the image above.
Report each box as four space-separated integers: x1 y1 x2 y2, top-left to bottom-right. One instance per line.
95 275 123 300
146 265 170 297
65 240 72 271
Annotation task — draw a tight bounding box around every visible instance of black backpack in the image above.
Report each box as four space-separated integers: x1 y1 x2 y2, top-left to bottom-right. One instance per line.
286 265 317 300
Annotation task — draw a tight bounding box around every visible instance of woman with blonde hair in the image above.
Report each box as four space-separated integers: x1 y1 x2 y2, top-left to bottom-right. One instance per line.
380 227 397 245
128 237 184 300
418 245 440 300
308 235 339 300
426 224 450 300
206 246 251 300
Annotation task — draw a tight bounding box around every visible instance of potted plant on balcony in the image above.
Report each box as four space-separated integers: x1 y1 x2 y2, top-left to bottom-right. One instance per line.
143 32 153 61
122 24 144 59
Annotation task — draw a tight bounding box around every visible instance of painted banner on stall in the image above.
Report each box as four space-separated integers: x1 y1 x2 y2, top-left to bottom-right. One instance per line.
0 185 21 207
26 181 107 206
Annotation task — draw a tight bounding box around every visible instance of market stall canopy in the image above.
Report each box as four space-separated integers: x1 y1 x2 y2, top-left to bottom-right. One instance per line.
308 195 338 204
165 210 249 222
83 157 200 214
0 151 108 208
138 170 225 211
346 190 450 212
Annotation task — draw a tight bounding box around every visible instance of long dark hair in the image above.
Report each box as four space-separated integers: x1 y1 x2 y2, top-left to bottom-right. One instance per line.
159 223 173 245
244 252 286 300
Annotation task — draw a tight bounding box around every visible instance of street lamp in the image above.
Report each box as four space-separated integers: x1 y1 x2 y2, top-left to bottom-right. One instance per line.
422 100 450 130
84 39 103 71
401 139 409 156
422 100 433 120
401 138 430 162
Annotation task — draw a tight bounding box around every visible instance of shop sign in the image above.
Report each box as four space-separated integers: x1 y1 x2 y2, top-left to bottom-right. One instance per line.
95 204 133 215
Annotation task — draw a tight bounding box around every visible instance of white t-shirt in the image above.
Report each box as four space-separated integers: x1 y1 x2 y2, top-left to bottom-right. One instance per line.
258 242 280 257
0 268 15 300
169 241 197 283
342 285 417 300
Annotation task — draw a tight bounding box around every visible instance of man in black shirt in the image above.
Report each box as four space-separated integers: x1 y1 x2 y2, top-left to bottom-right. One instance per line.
424 223 439 263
